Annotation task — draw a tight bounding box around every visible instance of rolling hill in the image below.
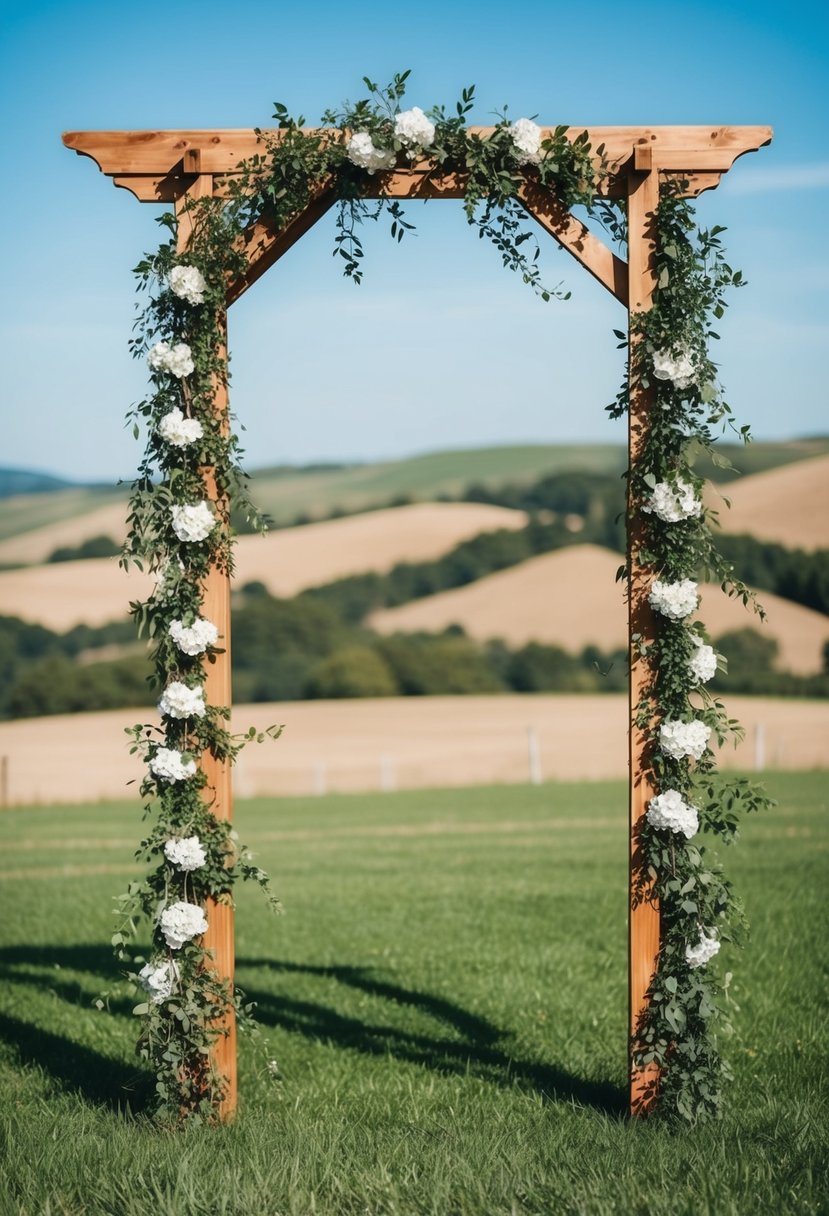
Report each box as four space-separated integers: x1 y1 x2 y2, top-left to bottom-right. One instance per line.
0 502 527 630
369 544 829 675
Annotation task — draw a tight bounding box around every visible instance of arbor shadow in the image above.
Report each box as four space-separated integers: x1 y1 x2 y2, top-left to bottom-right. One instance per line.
0 943 625 1117
239 957 626 1117
0 943 151 1111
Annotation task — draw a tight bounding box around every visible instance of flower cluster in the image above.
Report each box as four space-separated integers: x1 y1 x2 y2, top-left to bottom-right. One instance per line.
508 117 543 165
163 836 207 871
346 131 396 173
169 264 207 305
659 718 711 761
158 407 204 448
147 341 194 378
646 789 699 839
649 578 699 621
139 960 176 1003
148 747 197 783
158 681 206 719
169 616 219 656
651 345 696 389
394 106 435 147
688 642 718 684
159 901 209 949
170 501 216 543
685 932 721 969
644 478 702 523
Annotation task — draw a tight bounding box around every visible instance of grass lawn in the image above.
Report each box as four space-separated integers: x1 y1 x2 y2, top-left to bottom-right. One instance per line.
0 774 826 1215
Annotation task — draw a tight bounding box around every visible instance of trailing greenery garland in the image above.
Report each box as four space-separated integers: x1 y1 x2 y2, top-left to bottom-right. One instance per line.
115 72 768 1123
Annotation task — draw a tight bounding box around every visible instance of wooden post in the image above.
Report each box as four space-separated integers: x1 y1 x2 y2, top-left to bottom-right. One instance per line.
627 158 661 1116
176 178 237 1121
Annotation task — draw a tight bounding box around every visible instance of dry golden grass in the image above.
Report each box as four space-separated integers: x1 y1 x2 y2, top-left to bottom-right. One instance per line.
0 500 131 566
1 694 826 805
712 453 829 550
369 544 829 675
0 503 525 630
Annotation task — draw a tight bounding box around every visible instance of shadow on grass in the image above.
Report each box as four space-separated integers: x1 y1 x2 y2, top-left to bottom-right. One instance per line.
238 957 626 1118
0 944 625 1118
0 943 151 1112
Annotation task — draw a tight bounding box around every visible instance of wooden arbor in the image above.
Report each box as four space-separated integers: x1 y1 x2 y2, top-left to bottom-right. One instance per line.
63 122 772 1119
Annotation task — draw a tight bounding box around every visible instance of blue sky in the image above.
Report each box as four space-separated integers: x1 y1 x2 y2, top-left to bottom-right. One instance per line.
1 0 827 481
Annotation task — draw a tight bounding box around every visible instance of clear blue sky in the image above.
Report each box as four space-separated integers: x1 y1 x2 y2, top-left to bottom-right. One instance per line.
1 0 827 481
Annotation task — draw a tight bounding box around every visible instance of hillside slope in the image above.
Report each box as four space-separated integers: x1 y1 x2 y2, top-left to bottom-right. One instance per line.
714 454 829 551
369 544 829 675
0 502 526 630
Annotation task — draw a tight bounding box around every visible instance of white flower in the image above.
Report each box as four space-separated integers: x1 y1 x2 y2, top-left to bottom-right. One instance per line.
649 578 699 621
138 960 176 1003
646 789 699 839
146 341 194 379
393 106 435 148
685 931 720 969
659 719 711 761
169 264 207 306
168 616 219 656
159 901 208 950
644 478 702 523
346 131 396 173
508 117 543 165
688 643 718 684
652 347 696 390
158 407 204 448
164 835 207 872
158 681 206 719
149 747 197 783
170 501 215 543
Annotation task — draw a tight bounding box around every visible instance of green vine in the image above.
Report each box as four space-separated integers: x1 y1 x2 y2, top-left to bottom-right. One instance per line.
114 72 767 1124
621 187 774 1122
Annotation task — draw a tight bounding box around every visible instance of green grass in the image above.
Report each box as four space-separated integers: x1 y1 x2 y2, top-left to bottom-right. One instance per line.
0 774 826 1215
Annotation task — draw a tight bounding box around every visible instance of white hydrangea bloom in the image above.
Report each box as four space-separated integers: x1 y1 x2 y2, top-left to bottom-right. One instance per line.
346 131 396 173
146 341 194 379
169 264 207 306
508 117 543 165
646 789 699 839
149 747 197 783
158 407 204 448
644 478 702 523
652 347 696 390
164 835 207 872
159 901 208 950
170 501 215 543
688 643 718 684
168 616 219 656
685 931 720 969
158 681 206 719
649 578 699 621
393 106 435 148
659 719 711 761
138 960 176 1003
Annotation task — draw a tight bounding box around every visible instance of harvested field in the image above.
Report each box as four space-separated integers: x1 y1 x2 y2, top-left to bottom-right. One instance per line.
1 694 826 806
370 544 829 675
0 502 525 630
713 453 829 550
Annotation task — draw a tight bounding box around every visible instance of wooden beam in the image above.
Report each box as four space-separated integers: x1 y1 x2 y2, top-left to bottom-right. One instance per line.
63 125 772 202
226 190 337 306
626 161 662 1117
518 181 628 306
